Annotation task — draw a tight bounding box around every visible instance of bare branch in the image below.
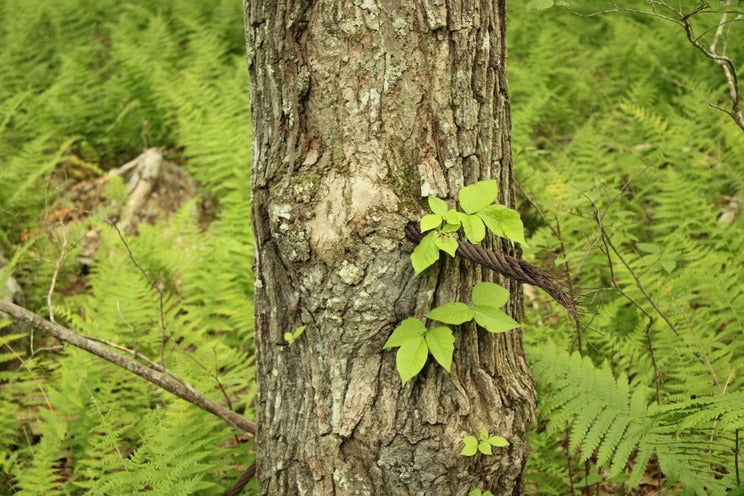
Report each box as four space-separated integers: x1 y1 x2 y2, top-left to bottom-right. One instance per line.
563 1 744 131
0 299 256 436
107 220 168 365
680 9 743 130
46 224 67 325
561 3 683 25
515 180 584 351
595 213 662 403
709 0 731 54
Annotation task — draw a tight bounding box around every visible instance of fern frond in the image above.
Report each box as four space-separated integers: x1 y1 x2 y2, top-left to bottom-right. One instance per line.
531 342 741 491
532 343 654 478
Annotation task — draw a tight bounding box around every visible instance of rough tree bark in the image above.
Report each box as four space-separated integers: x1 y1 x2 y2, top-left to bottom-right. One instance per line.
245 1 536 494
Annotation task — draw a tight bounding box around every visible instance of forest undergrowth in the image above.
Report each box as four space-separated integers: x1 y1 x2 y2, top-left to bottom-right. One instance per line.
1 1 257 494
0 0 741 494
510 3 743 494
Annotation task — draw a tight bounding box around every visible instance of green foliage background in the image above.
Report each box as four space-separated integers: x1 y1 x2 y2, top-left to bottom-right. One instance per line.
0 0 741 494
1 0 255 494
510 2 743 494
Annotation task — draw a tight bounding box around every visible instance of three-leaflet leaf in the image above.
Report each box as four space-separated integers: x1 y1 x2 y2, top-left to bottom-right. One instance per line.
460 428 510 456
383 282 521 385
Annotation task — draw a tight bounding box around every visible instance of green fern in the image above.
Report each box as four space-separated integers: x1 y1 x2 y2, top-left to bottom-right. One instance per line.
74 406 230 495
531 342 741 492
0 0 256 493
511 2 743 492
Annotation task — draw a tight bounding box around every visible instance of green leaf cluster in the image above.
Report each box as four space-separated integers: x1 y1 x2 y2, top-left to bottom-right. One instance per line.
284 325 307 345
460 428 510 456
427 282 520 334
384 283 520 384
383 318 454 384
412 180 526 274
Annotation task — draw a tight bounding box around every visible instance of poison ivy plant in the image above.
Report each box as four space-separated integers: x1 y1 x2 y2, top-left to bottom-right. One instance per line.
427 282 521 334
383 318 454 385
389 181 525 385
384 282 521 385
460 428 510 456
412 180 526 274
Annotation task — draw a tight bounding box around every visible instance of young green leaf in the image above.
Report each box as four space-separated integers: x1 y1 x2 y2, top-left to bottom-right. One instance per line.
428 195 448 216
411 231 439 274
472 305 521 333
420 213 442 232
424 326 455 372
444 209 461 226
459 180 498 214
396 336 429 385
471 282 510 308
458 213 486 243
461 435 479 456
478 441 493 455
384 318 427 348
426 302 474 325
476 204 526 245
434 235 458 257
487 435 509 447
284 325 306 344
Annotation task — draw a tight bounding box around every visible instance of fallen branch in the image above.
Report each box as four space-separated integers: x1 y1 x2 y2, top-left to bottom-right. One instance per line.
0 300 256 436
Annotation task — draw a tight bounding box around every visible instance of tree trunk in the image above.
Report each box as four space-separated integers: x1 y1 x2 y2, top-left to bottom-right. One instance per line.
245 1 536 494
